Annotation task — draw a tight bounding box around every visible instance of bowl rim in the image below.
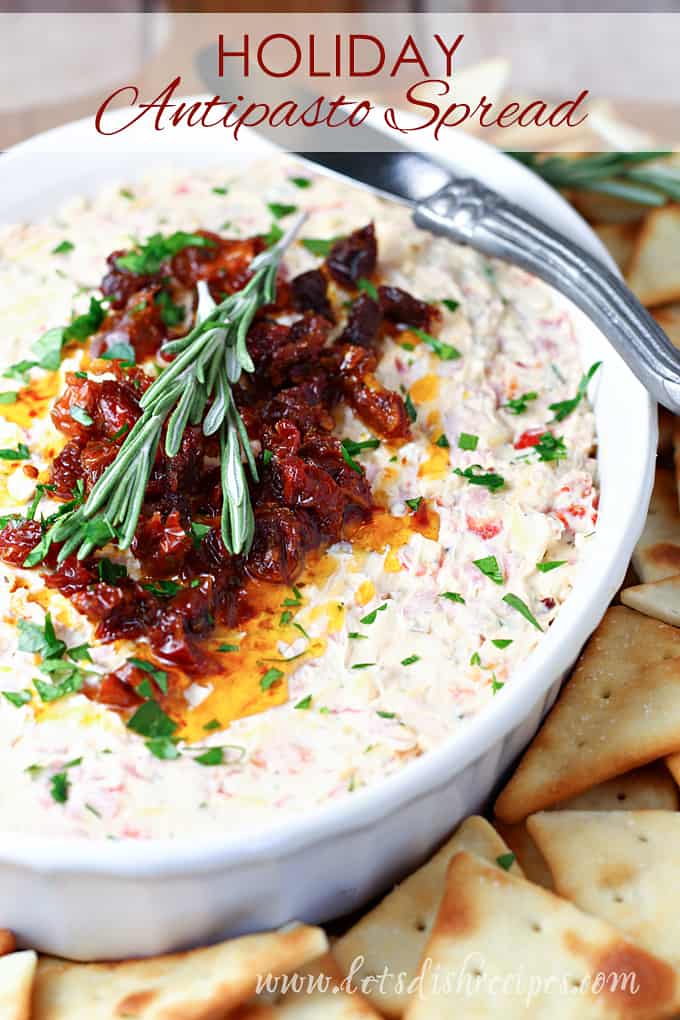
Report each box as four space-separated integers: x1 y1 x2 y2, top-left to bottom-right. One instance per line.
0 108 656 874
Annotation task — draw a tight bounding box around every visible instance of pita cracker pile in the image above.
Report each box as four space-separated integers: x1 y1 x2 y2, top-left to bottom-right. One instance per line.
631 467 680 584
495 606 680 823
404 852 680 1020
333 816 521 1018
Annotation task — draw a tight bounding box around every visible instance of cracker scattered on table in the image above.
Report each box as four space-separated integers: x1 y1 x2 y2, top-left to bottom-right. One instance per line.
495 606 680 823
654 304 680 350
0 951 37 1020
633 467 680 583
404 851 680 1019
627 203 680 306
622 574 680 626
528 811 680 972
31 925 328 1020
333 816 520 1019
593 222 639 273
570 189 648 226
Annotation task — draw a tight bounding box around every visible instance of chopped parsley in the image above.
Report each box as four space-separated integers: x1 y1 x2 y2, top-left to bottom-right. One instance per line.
300 236 339 256
2 689 31 707
376 710 396 719
549 361 601 422
441 298 460 312
127 700 177 739
406 496 423 512
260 667 284 691
142 579 182 598
194 747 224 766
146 736 181 761
282 586 303 607
491 638 513 649
357 277 379 300
401 654 420 666
470 651 481 666
155 290 185 327
352 662 375 670
458 432 479 451
128 657 168 695
212 185 229 195
52 240 74 255
0 443 29 461
403 392 418 423
491 676 505 694
190 521 211 547
411 327 460 361
119 188 135 200
116 232 214 274
454 466 505 491
101 340 135 364
504 392 538 415
536 560 567 573
203 719 221 731
267 202 298 220
97 558 128 584
50 772 70 804
348 632 367 640
343 437 380 456
535 433 567 463
290 176 311 189
18 614 66 660
473 556 504 585
0 392 17 404
34 672 84 703
218 643 239 653
262 222 284 247
360 604 387 625
441 592 465 604
69 405 93 427
435 434 450 448
497 851 516 871
295 695 312 710
503 593 543 631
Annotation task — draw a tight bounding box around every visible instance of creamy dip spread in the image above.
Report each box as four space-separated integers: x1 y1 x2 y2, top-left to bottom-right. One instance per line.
0 161 598 839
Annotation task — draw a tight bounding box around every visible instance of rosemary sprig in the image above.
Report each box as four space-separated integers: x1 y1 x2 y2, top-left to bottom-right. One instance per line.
508 151 680 207
25 214 306 567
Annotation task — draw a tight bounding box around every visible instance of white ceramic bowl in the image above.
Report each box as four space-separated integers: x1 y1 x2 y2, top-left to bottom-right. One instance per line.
0 111 656 960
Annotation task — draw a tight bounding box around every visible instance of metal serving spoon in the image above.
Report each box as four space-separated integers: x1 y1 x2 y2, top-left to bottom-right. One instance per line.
297 150 680 414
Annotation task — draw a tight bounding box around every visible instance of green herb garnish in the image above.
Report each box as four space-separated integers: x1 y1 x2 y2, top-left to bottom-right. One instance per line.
128 657 168 695
454 466 505 491
549 361 601 422
411 327 460 361
52 240 74 255
267 202 298 220
360 604 387 625
473 556 504 585
536 560 567 573
534 433 567 463
504 392 538 415
2 689 31 707
497 851 516 871
116 232 214 275
0 443 29 461
357 277 379 300
441 592 465 604
260 667 284 691
458 432 479 451
295 695 312 710
503 593 543 631
406 496 423 512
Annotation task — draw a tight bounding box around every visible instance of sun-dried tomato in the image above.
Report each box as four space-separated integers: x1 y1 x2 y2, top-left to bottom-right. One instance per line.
379 285 437 330
291 269 334 321
0 519 42 566
247 505 317 584
339 293 381 348
327 223 377 288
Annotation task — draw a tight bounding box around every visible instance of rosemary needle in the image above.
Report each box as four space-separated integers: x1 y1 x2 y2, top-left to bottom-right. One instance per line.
25 213 307 567
507 151 680 207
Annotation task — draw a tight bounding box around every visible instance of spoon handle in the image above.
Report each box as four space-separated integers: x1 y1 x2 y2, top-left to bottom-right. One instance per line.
414 178 680 413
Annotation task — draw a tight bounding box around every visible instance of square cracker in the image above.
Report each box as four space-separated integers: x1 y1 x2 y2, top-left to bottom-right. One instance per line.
404 851 680 1019
528 811 680 972
333 816 520 1018
495 606 680 824
632 467 680 584
494 762 678 889
31 925 327 1020
627 204 680 306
